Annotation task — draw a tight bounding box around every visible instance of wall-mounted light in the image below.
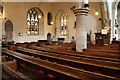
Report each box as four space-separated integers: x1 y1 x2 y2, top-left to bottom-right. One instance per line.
95 12 99 15
50 22 53 25
38 15 41 19
19 33 23 36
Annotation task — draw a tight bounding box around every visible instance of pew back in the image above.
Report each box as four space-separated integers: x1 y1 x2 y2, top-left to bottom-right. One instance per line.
2 61 25 80
3 60 17 72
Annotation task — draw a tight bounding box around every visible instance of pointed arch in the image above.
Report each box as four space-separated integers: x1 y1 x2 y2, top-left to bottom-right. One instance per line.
26 7 44 36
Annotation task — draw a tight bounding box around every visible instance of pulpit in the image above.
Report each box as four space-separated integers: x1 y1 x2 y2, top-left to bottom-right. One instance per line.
95 33 110 44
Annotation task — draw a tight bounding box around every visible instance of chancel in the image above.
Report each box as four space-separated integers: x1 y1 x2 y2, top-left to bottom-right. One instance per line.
1 0 120 80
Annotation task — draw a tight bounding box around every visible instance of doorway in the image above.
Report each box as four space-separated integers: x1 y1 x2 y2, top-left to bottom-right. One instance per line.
47 33 52 43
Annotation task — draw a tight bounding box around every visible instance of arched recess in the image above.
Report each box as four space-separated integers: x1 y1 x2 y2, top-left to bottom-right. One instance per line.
5 19 13 42
47 33 52 43
47 12 53 25
26 7 44 36
55 10 69 38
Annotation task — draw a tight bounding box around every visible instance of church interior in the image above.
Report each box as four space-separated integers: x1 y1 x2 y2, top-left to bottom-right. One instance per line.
1 0 120 80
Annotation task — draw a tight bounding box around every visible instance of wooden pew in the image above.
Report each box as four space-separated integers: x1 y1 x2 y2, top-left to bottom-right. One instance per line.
2 55 6 62
17 47 120 70
3 60 17 72
60 43 76 48
87 43 105 48
87 44 120 51
33 43 120 59
14 41 75 51
31 42 38 46
2 48 119 80
8 45 16 51
83 48 120 55
16 43 29 48
10 45 120 78
2 60 26 80
40 45 73 51
84 44 120 59
16 47 120 78
28 45 120 62
54 43 76 49
37 40 48 46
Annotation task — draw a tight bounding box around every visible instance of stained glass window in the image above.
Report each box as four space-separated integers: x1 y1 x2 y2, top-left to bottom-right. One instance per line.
27 8 39 35
60 12 68 36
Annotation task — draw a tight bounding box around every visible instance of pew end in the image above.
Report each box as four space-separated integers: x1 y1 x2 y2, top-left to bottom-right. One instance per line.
2 63 25 80
8 45 16 51
2 55 6 62
3 60 17 72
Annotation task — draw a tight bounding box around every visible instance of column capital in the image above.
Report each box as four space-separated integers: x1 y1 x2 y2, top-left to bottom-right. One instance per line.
73 8 89 16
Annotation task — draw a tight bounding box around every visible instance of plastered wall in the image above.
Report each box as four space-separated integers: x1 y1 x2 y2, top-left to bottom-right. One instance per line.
2 2 102 43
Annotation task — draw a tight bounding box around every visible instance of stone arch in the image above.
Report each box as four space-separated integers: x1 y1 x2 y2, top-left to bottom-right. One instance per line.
5 19 13 42
27 7 44 35
55 10 68 37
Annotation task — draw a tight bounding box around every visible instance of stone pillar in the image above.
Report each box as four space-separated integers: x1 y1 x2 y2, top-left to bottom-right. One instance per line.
73 8 89 52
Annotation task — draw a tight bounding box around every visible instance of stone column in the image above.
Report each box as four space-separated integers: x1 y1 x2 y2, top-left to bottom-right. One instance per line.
73 8 89 52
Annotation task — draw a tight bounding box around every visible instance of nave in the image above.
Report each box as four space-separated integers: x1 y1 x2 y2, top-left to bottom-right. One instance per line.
1 41 120 80
1 1 120 80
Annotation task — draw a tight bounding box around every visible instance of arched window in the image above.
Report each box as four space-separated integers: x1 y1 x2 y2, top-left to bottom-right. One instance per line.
60 12 68 36
27 8 39 35
47 12 53 25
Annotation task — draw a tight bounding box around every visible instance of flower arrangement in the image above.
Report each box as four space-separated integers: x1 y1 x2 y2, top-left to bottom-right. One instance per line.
2 35 7 46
